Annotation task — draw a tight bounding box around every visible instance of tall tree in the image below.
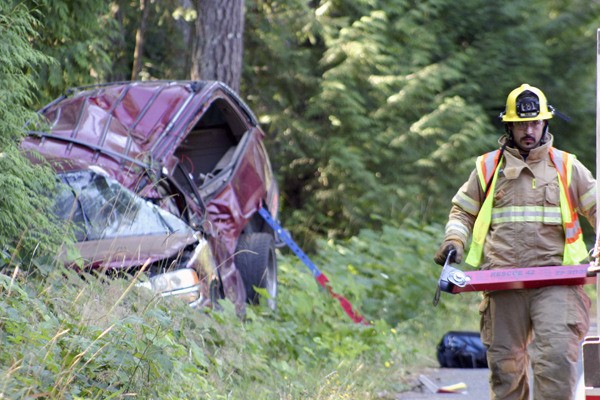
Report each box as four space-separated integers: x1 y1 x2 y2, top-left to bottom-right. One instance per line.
131 0 151 80
108 0 193 82
191 0 245 91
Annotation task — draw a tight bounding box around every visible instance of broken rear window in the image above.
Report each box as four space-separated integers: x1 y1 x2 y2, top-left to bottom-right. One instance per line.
55 170 193 241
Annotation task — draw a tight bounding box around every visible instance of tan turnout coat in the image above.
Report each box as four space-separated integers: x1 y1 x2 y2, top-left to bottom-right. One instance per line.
444 134 596 270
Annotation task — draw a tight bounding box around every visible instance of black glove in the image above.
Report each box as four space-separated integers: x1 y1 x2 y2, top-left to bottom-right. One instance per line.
434 239 464 266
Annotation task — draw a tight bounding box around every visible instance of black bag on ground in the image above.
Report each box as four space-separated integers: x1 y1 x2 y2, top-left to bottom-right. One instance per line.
437 331 488 368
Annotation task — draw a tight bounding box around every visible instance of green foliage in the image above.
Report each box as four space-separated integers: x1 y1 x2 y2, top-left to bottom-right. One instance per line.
533 0 600 168
0 2 68 262
0 2 50 143
0 266 217 399
307 219 480 330
25 0 116 104
243 0 600 244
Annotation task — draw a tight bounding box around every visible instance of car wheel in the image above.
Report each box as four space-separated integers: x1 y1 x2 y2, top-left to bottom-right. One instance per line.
235 233 278 310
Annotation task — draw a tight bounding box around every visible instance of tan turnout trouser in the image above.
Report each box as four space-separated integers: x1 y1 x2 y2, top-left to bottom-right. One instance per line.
479 285 590 400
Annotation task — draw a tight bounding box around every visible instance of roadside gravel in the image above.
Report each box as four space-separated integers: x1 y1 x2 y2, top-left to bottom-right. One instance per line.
389 367 490 400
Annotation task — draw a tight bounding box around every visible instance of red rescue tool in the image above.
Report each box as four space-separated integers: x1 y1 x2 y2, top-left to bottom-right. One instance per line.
433 253 600 399
435 254 597 297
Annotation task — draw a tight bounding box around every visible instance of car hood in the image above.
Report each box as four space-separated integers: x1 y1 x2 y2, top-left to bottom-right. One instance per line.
63 232 198 270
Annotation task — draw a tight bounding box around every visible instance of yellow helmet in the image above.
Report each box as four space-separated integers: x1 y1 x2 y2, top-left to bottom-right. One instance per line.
501 83 554 122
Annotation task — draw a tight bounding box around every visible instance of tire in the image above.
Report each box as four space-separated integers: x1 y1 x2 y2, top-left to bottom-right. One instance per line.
235 233 278 310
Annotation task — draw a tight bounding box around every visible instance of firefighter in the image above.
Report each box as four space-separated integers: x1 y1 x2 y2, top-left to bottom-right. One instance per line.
434 83 597 400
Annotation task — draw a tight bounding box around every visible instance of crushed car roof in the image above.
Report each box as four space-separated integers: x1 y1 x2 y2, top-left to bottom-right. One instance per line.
23 80 259 189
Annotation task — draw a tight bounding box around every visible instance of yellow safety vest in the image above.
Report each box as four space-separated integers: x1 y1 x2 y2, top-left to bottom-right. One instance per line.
465 147 588 267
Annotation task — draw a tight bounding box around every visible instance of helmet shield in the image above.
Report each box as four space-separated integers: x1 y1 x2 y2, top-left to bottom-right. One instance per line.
516 94 540 118
500 83 553 122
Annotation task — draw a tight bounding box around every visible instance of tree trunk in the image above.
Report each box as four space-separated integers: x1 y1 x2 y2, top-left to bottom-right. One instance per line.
131 0 150 80
190 0 244 92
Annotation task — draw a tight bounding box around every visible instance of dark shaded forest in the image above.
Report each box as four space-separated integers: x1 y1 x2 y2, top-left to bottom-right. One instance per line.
3 0 600 258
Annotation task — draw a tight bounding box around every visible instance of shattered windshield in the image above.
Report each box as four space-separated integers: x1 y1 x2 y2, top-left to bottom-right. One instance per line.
55 170 193 241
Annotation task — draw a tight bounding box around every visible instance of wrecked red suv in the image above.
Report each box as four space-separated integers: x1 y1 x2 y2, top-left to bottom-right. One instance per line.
22 81 280 313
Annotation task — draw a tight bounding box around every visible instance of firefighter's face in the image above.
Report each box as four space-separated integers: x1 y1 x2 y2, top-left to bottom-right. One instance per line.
510 120 546 154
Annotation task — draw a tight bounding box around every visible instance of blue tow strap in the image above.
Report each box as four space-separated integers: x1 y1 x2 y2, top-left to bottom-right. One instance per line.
258 207 367 324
